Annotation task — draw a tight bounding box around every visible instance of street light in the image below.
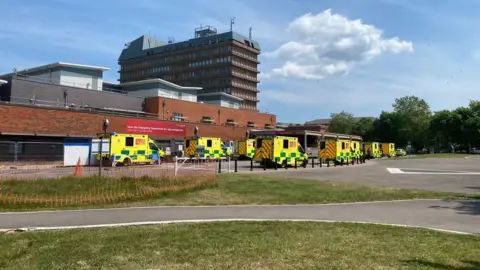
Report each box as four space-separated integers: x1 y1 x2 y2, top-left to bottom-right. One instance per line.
162 100 166 120
98 119 110 176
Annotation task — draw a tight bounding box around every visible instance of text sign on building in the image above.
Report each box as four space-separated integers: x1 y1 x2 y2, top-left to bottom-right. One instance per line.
126 119 186 136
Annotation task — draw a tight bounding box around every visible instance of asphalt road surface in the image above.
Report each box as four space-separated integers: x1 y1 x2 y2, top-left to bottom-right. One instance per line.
1 199 479 234
243 157 480 194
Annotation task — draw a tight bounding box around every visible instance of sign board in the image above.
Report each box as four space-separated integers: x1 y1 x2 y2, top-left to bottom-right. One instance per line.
126 119 186 136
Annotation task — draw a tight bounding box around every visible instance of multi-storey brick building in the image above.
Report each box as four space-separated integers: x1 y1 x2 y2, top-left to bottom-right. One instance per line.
118 26 261 110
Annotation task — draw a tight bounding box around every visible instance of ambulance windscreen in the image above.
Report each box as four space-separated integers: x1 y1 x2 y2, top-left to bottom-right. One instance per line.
257 139 263 148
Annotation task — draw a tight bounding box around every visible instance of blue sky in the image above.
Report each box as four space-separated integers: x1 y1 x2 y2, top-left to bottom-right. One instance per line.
1 0 479 123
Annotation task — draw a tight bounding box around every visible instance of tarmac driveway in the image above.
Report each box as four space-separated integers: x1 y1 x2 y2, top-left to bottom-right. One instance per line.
252 157 480 194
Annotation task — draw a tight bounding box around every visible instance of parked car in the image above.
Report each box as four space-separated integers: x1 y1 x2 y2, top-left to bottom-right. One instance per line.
395 148 407 156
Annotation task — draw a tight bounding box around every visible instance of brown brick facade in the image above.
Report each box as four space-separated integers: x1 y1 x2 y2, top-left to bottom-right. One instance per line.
144 97 275 128
0 104 271 141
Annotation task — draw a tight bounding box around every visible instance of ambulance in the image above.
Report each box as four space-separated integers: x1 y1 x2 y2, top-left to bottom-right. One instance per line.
363 142 381 159
253 136 308 168
235 139 256 159
380 143 396 158
184 136 231 158
318 139 354 165
350 139 363 160
97 132 165 165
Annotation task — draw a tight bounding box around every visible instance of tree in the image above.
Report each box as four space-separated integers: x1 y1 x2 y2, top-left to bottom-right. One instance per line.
372 111 399 143
428 110 456 150
352 117 375 140
328 111 355 134
392 96 431 149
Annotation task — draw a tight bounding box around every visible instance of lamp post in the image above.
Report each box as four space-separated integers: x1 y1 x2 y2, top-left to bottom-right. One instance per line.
218 109 221 124
98 119 109 177
162 100 166 120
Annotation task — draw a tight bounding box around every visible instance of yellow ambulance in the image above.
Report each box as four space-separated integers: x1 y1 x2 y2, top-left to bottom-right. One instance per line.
184 136 231 158
318 139 353 165
350 139 363 160
97 132 164 165
363 142 381 158
235 139 256 159
253 136 308 167
380 143 396 157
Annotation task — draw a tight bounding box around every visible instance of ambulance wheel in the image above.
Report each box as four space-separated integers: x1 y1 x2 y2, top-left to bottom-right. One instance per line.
123 158 131 166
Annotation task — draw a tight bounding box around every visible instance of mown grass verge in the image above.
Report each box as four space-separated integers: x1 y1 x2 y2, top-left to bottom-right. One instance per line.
0 174 474 212
1 221 479 269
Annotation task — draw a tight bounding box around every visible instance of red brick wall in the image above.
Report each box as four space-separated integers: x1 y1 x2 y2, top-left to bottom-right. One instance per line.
0 104 258 141
145 97 275 128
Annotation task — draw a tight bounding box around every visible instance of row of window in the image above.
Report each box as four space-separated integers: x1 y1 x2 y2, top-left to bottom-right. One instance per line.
241 101 257 110
121 44 258 70
143 66 172 75
231 67 257 79
232 78 257 90
232 48 257 61
188 59 213 67
232 58 257 70
182 67 229 79
232 89 257 100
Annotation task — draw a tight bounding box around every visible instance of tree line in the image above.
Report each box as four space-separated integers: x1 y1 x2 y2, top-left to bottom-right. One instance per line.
328 96 480 152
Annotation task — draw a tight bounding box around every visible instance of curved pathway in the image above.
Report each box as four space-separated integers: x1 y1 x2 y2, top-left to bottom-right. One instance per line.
1 199 479 234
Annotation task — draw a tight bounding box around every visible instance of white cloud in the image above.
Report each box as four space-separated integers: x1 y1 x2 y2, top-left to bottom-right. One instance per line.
263 9 413 80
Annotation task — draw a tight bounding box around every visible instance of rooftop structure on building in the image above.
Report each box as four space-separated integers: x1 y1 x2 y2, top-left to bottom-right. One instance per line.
0 61 246 110
0 62 110 91
118 25 261 111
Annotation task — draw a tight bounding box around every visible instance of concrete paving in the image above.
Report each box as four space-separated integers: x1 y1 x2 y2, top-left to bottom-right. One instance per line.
1 200 479 234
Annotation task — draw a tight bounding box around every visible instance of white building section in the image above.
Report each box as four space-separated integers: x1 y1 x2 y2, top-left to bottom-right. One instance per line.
197 92 243 109
0 62 109 91
103 78 201 102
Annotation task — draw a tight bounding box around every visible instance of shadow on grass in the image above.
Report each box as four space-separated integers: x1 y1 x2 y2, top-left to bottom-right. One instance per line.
403 260 480 270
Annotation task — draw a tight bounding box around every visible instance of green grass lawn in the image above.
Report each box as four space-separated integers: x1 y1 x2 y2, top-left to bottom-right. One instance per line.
0 174 472 212
1 221 479 269
386 153 475 160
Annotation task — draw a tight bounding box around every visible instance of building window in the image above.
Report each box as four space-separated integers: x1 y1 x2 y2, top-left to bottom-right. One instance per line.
225 119 236 126
202 116 214 124
172 113 184 122
247 121 255 127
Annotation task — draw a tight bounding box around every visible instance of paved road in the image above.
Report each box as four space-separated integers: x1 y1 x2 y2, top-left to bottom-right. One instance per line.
247 158 480 194
1 199 479 234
